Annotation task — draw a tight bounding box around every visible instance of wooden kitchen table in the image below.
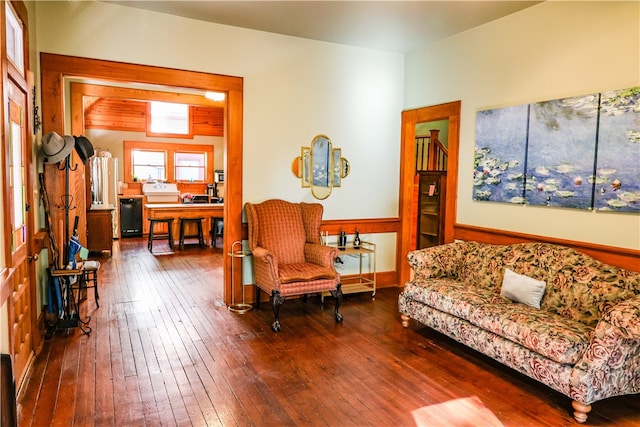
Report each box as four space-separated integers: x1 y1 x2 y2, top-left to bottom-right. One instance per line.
145 203 224 245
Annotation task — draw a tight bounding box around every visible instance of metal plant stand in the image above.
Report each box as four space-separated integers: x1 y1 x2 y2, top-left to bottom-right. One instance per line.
228 240 253 314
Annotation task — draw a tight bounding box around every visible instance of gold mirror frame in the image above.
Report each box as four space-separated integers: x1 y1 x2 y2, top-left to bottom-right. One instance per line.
292 134 349 199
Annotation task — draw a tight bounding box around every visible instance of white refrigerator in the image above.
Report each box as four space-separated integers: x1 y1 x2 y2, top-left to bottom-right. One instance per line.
90 154 119 238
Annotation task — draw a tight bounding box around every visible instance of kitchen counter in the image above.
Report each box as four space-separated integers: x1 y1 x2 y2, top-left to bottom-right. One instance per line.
89 203 116 211
145 203 224 244
145 202 223 211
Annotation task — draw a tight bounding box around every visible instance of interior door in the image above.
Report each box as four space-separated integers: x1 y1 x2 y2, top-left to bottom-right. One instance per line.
3 0 36 389
5 78 34 388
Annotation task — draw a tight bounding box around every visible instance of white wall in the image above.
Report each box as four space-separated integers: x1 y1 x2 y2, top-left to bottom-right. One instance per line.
34 0 405 221
405 1 640 250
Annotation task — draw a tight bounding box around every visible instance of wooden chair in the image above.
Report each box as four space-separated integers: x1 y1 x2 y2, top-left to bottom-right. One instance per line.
245 199 343 332
178 217 205 249
210 217 223 248
148 218 174 252
77 247 100 308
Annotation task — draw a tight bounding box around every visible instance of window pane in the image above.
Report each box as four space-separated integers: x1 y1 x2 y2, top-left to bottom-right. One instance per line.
11 121 24 228
134 166 166 181
6 4 24 73
175 152 205 182
176 167 205 182
132 150 165 181
175 152 205 167
133 150 165 165
150 101 189 134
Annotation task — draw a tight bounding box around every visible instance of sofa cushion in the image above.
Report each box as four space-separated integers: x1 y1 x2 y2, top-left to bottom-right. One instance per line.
402 279 508 322
468 302 593 365
501 268 546 309
403 279 593 365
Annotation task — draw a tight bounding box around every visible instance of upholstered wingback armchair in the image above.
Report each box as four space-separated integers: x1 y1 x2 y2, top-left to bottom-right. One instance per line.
245 199 343 332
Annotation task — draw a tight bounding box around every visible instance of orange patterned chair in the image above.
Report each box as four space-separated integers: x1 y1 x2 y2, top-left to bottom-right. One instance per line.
245 199 343 332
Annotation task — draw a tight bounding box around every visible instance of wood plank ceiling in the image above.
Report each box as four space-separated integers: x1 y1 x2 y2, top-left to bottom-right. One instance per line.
84 97 224 136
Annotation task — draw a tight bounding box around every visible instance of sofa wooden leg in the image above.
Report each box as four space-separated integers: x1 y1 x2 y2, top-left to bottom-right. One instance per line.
572 400 591 423
401 314 410 328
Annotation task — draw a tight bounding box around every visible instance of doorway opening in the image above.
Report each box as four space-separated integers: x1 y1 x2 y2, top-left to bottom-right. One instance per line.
397 101 461 286
40 53 244 305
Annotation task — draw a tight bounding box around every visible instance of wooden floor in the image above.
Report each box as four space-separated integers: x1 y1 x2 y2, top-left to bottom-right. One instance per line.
17 237 640 426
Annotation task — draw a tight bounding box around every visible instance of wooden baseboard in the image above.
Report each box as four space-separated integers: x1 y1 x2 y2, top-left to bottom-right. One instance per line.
454 223 639 272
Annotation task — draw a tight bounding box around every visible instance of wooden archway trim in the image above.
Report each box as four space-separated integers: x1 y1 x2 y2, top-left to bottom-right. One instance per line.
39 53 243 305
398 102 461 287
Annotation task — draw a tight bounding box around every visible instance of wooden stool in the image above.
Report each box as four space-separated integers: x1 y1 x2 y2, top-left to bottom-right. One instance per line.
210 217 224 248
148 218 175 252
179 217 205 250
78 259 101 308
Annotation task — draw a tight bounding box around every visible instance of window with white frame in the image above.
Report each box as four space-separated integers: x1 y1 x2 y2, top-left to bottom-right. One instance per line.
175 152 206 182
132 149 166 181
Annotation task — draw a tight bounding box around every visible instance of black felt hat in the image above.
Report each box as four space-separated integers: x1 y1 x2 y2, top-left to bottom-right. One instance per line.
74 135 95 164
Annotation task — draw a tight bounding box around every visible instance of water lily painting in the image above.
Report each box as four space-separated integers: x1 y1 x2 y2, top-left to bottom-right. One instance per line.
474 105 528 204
593 87 640 213
525 94 599 209
473 85 640 214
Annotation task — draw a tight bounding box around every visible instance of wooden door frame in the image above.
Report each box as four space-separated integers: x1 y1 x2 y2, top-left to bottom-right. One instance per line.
39 53 243 305
2 0 39 381
397 101 460 286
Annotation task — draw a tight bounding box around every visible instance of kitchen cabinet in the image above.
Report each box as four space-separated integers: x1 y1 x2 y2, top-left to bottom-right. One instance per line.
86 206 114 254
417 171 447 249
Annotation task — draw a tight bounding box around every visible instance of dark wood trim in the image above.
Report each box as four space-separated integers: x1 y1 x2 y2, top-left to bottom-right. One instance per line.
40 52 243 305
321 217 400 235
398 102 461 288
454 223 640 272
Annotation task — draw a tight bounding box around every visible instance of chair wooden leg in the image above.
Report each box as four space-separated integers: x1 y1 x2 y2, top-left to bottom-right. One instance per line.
270 290 285 332
93 271 100 308
330 283 343 323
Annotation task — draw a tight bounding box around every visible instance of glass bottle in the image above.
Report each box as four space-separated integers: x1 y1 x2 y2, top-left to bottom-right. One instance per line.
353 229 361 250
339 231 347 250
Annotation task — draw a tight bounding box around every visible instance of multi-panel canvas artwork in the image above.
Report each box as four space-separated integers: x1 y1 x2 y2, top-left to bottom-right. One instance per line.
473 86 640 213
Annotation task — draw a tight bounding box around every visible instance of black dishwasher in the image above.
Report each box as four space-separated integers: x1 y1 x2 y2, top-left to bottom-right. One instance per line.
120 197 142 237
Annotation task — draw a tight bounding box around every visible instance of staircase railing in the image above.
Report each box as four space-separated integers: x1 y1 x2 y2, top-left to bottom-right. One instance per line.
415 129 448 171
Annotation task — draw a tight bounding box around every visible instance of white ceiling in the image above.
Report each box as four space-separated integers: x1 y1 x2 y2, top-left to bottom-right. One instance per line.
106 1 541 53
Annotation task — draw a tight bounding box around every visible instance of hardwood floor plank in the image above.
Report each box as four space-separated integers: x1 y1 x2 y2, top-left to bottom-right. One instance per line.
17 237 640 426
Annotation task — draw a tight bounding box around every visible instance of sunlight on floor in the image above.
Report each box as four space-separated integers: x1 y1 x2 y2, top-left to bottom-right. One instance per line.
412 395 504 427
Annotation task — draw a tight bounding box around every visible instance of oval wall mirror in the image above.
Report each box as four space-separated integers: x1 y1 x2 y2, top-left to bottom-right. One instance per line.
310 135 332 199
291 134 349 199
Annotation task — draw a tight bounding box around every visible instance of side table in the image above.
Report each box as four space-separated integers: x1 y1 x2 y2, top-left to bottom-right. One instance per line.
327 240 376 298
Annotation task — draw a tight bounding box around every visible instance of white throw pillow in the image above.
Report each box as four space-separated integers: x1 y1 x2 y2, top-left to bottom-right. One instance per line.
500 268 546 309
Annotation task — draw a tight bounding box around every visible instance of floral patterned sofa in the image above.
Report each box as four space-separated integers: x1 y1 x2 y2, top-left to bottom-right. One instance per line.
398 241 640 423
